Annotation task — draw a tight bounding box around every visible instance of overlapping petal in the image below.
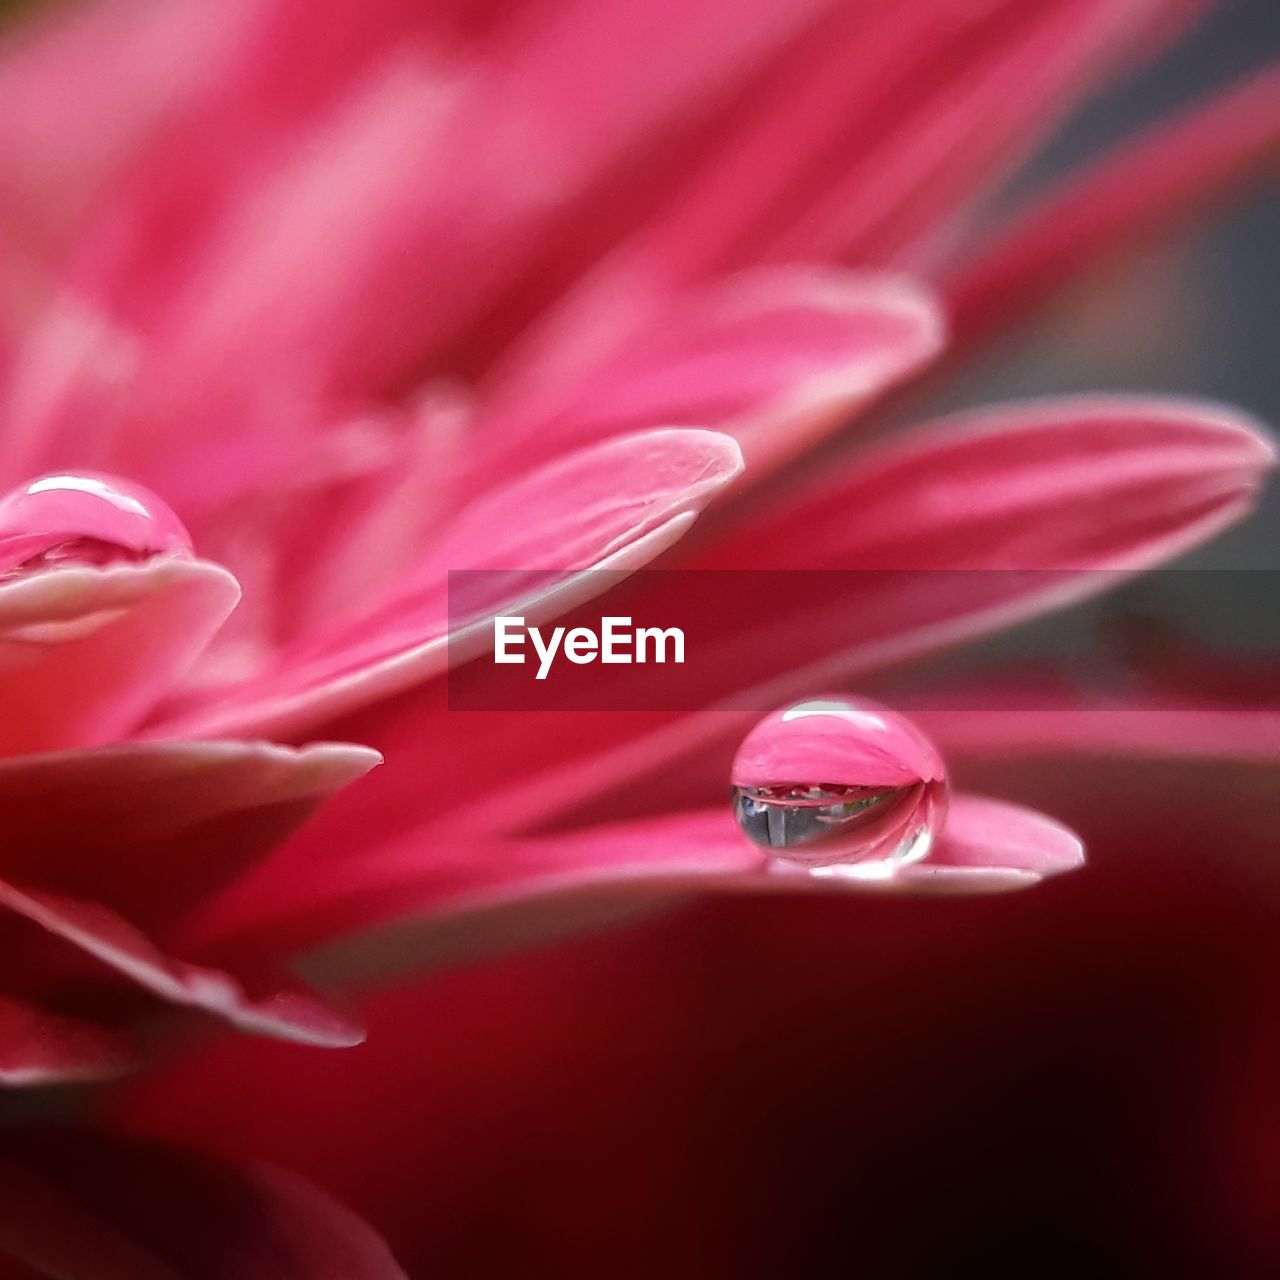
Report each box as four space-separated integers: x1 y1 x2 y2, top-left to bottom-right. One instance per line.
0 1130 406 1279
156 428 743 738
0 0 253 260
0 996 132 1087
474 269 942 483
0 880 362 1048
282 396 1272 856
0 740 378 1074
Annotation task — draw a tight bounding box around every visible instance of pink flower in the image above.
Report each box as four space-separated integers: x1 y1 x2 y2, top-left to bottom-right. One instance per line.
0 0 1275 1273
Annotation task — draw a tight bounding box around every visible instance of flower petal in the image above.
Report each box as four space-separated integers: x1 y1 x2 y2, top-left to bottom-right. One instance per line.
0 740 378 1055
886 793 1084 893
189 792 1080 973
157 429 743 738
0 739 380 926
474 269 942 484
700 395 1276 571
0 1131 407 1280
101 0 837 425
950 751 1280 893
0 996 133 1087
947 67 1280 351
0 878 362 1048
496 0 1195 391
921 698 1280 766
0 0 252 259
747 0 1164 267
0 557 239 756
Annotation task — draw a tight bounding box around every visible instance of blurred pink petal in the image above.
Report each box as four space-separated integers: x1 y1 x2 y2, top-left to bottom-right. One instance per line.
924 701 1280 765
158 428 742 738
85 0 836 426
184 810 760 967
0 1130 406 1279
948 66 1280 349
0 558 238 755
474 268 942 484
503 0 1199 375
0 0 254 259
754 0 1163 267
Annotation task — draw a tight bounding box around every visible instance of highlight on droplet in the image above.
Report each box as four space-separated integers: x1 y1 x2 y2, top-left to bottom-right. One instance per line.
0 472 193 580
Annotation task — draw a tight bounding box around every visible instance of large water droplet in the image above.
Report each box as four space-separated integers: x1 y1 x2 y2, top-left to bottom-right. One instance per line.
731 696 948 877
0 473 192 580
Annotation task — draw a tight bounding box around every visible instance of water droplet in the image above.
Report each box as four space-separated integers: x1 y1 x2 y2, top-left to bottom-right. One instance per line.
0 473 192 580
731 696 948 877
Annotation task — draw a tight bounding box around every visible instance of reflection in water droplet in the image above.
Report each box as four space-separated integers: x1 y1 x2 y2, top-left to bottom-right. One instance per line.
731 696 948 878
0 473 192 581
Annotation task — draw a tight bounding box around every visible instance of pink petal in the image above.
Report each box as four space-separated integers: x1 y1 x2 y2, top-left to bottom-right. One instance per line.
502 0 1188 375
941 747 1280 896
0 996 133 1087
0 0 255 259
0 739 380 926
100 0 836 422
0 740 378 1051
919 694 1280 766
751 0 1165 267
887 793 1084 893
0 289 140 486
190 791 1081 969
423 428 741 574
0 1131 406 1279
0 557 239 756
700 395 1276 572
474 268 942 486
0 877 362 1048
156 429 743 739
199 810 760 967
61 1 463 316
947 67 1280 351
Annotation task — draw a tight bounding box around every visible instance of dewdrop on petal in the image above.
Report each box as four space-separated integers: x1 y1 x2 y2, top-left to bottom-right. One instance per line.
731 696 948 879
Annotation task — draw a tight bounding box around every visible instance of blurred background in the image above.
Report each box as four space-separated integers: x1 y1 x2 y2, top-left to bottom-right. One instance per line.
959 0 1277 564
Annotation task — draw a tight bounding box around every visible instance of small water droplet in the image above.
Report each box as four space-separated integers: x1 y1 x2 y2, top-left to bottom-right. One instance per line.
0 473 192 580
731 696 948 876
